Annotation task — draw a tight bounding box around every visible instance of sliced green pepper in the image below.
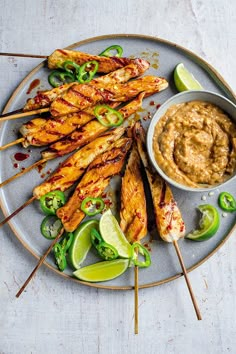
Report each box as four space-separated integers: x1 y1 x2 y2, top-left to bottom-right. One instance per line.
131 243 151 268
77 60 99 83
99 45 123 57
96 242 119 261
48 70 75 87
39 190 66 215
40 215 63 239
218 192 236 212
81 197 105 216
60 232 74 252
94 105 124 127
53 243 67 271
185 204 220 241
90 228 103 248
63 60 80 74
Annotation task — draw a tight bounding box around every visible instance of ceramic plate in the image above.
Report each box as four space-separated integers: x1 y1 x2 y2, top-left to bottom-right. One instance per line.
0 34 235 289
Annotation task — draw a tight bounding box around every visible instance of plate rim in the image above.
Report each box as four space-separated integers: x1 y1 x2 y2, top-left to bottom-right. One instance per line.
1 33 236 290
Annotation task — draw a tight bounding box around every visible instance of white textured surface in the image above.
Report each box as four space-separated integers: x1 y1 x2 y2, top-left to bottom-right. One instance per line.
0 1 236 353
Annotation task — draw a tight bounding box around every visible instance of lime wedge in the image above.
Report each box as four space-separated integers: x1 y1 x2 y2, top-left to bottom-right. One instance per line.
73 259 129 282
185 204 220 241
174 63 203 91
68 219 99 269
99 209 132 258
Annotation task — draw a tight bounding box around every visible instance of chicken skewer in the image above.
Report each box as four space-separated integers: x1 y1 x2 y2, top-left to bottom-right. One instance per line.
0 48 134 72
49 76 168 117
3 62 154 149
120 143 147 334
1 74 167 124
0 127 126 228
23 58 149 112
0 94 144 188
33 127 126 198
47 49 134 72
0 57 149 121
0 48 136 72
13 127 131 298
18 102 120 148
19 56 149 148
56 137 132 232
134 122 202 320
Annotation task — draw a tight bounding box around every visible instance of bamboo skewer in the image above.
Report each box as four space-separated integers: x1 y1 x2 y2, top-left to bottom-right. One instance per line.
0 107 49 122
0 158 50 188
0 137 24 151
134 265 139 334
0 195 36 228
173 240 202 320
0 108 23 117
0 52 47 59
16 227 64 298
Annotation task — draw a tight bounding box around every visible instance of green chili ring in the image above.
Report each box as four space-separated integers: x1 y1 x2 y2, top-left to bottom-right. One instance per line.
90 228 103 248
40 215 63 240
81 197 105 216
39 190 66 215
48 70 75 87
77 60 99 83
63 60 80 74
99 45 123 57
94 105 124 127
218 192 236 212
53 243 67 271
131 243 151 268
60 232 74 252
96 242 119 261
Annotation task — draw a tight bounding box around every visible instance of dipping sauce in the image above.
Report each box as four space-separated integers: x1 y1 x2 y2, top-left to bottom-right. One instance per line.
153 101 236 188
14 152 30 161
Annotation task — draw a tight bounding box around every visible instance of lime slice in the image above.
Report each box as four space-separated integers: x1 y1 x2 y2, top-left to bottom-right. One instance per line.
73 259 129 282
99 209 132 258
185 204 220 241
68 219 99 269
174 63 203 91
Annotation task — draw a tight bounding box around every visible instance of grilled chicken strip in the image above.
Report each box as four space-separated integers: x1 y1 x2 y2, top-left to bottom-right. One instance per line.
47 49 134 73
120 144 147 243
24 59 149 112
42 93 145 159
134 122 185 242
20 88 144 148
20 102 120 147
33 127 125 199
57 137 132 232
50 76 168 116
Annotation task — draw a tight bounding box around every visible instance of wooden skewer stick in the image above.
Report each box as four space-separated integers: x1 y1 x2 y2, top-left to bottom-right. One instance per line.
0 108 23 118
173 240 202 320
134 265 139 334
0 158 50 188
0 137 24 151
0 195 36 228
16 228 64 298
0 52 47 59
0 107 49 122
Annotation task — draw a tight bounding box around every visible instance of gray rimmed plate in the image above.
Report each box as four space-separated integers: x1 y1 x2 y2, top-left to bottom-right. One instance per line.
0 34 235 290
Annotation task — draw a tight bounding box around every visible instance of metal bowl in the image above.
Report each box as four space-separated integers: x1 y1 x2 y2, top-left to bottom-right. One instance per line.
147 90 236 192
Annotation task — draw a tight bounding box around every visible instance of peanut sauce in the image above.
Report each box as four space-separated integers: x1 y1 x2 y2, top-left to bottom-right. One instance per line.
153 101 236 187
